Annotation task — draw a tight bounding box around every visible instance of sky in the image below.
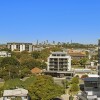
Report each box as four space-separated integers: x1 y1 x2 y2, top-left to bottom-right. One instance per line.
0 0 100 44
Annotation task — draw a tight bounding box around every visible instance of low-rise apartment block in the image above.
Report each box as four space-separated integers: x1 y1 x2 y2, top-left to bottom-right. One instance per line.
44 52 73 77
7 42 32 52
47 52 71 71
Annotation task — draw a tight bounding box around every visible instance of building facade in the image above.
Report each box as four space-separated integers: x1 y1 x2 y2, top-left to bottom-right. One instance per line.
77 40 100 100
3 88 29 100
78 75 100 100
0 51 11 57
7 42 33 52
47 52 71 71
98 39 100 75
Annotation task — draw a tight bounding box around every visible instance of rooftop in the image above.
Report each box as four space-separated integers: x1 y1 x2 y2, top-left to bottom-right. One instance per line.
83 77 99 82
3 88 28 97
31 67 42 74
7 42 32 45
52 52 67 54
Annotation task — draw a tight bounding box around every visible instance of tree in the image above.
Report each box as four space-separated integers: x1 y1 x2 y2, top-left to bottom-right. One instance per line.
12 52 21 59
28 75 64 100
4 78 22 89
40 62 47 69
19 67 31 78
0 48 11 52
0 58 3 67
81 74 88 79
71 77 79 84
69 95 74 100
71 59 79 65
62 79 69 89
21 51 29 55
31 51 41 59
69 83 79 94
0 65 20 80
79 58 87 67
1 57 20 67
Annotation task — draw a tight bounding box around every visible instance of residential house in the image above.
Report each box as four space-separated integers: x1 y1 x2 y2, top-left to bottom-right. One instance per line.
31 67 42 75
3 88 29 100
0 51 11 57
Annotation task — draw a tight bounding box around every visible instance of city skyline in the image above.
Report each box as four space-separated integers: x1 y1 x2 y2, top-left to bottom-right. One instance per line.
0 0 100 44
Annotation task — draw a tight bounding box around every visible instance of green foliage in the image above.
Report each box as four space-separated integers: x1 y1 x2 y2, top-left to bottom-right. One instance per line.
0 76 36 90
69 95 74 100
19 54 33 64
62 79 69 89
0 85 4 97
31 51 41 59
19 67 31 78
0 65 20 80
1 57 20 67
91 54 98 61
71 77 79 84
4 78 22 89
50 47 62 52
60 43 96 49
40 48 51 61
12 52 21 59
28 75 64 100
0 48 11 52
81 74 88 79
0 75 64 100
21 59 42 69
22 76 36 89
69 83 79 93
21 51 29 54
0 58 3 67
71 59 79 65
79 58 87 67
40 62 47 69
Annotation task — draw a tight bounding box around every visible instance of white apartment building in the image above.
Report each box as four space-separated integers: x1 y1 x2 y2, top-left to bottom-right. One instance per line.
7 42 33 52
0 51 11 57
47 52 71 71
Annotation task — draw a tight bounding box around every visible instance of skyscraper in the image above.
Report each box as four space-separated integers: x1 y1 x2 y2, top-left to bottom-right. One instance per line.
98 39 100 75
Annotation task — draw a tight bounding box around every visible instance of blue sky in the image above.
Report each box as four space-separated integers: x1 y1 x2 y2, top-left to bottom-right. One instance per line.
0 0 100 44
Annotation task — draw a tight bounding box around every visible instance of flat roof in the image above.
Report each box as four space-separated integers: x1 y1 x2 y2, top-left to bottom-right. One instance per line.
74 69 91 73
84 77 99 82
44 71 74 74
3 88 28 97
52 52 67 54
7 42 32 45
88 74 99 77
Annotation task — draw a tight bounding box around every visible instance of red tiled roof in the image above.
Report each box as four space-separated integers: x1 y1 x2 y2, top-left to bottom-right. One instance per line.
31 67 42 74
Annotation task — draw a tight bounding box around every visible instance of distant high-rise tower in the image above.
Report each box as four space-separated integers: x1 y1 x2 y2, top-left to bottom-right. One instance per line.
36 40 39 46
71 40 72 44
98 39 100 75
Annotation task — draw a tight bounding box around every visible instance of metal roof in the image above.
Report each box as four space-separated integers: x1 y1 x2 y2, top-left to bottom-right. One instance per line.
83 77 99 82
44 71 74 74
3 88 28 97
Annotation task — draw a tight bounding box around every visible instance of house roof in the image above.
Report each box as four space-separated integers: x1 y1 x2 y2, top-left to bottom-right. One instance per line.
31 67 42 74
3 88 28 97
